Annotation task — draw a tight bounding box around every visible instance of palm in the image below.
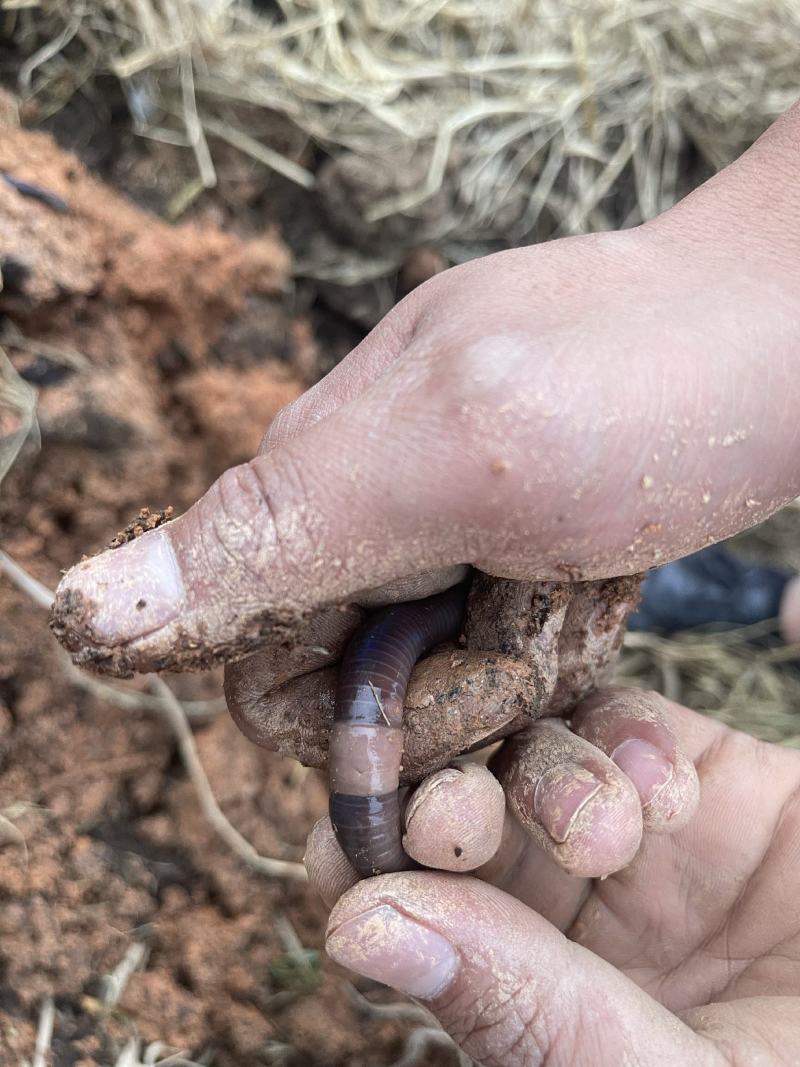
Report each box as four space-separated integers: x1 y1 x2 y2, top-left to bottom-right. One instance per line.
320 698 800 1066
590 729 800 1011
495 702 800 1028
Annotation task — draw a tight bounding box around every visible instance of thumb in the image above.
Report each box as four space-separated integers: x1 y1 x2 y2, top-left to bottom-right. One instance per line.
325 873 720 1067
51 366 461 675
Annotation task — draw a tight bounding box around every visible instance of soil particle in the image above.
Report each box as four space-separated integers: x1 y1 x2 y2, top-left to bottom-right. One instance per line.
48 587 94 655
108 506 175 550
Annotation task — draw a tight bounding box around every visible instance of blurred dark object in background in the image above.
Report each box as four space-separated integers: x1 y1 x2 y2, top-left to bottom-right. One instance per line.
629 544 793 635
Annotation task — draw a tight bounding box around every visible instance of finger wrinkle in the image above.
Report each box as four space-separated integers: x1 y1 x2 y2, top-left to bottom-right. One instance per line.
305 816 359 907
500 721 643 876
572 688 700 832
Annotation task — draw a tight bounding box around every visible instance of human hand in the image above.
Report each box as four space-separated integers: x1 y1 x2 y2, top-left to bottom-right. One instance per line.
52 173 800 881
308 689 800 1067
52 138 800 678
47 107 800 1063
51 110 800 887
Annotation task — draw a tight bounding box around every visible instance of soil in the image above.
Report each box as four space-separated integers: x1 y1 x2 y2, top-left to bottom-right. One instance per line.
0 112 456 1065
0 93 639 1066
107 508 175 551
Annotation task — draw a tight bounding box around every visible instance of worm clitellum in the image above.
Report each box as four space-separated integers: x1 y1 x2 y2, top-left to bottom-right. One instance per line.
329 581 469 877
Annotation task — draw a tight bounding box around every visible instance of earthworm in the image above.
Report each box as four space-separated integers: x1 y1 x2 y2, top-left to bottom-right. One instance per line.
329 580 470 877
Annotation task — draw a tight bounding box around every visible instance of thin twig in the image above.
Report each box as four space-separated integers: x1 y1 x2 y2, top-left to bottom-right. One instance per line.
0 347 39 489
148 675 307 881
0 321 89 371
389 1027 472 1067
0 801 34 862
0 551 306 881
346 982 435 1026
62 657 226 722
0 813 27 854
18 13 81 93
32 995 54 1067
0 548 52 608
101 941 149 1007
275 914 306 956
114 1037 140 1067
263 1041 296 1066
346 984 470 1066
146 1050 207 1067
203 116 315 189
113 1036 206 1067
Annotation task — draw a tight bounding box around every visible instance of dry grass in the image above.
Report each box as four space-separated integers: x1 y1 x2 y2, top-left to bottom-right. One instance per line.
9 0 800 283
618 625 800 746
615 502 800 746
0 346 38 489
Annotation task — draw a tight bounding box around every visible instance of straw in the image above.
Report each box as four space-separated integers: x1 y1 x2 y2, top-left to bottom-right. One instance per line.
13 1 800 285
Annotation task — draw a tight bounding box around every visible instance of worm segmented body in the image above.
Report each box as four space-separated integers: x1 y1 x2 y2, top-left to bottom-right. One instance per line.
329 582 469 877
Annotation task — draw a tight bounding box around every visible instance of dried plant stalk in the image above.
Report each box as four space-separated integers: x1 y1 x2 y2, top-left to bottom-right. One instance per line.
14 1 800 284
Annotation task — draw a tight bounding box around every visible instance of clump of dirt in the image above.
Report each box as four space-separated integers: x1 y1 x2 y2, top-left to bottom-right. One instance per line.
107 507 175 550
220 576 640 787
0 123 290 358
175 364 303 468
0 119 308 572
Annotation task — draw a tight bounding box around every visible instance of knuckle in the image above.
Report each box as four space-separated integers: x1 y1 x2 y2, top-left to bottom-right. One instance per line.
261 391 324 453
208 462 278 582
251 451 325 578
206 455 319 597
260 400 297 452
415 330 586 500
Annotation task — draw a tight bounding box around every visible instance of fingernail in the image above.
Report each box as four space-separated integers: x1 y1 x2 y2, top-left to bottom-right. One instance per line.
611 739 673 806
533 765 602 843
56 530 184 644
326 905 459 999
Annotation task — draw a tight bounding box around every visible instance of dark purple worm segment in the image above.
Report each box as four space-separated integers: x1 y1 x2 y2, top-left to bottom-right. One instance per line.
329 581 470 878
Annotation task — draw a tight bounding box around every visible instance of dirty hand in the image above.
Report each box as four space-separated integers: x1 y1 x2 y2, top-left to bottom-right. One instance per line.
52 105 800 882
307 691 800 1067
51 106 800 674
53 136 800 675
52 107 800 676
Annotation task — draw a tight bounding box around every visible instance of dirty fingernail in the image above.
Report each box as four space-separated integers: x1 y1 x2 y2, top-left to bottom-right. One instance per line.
611 739 673 805
533 765 602 843
56 530 184 644
326 905 459 999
